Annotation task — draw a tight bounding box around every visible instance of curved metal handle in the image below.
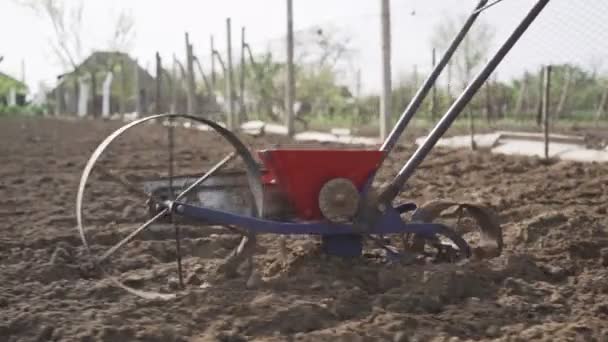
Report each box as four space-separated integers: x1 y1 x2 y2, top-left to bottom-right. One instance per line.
380 0 490 154
380 0 551 204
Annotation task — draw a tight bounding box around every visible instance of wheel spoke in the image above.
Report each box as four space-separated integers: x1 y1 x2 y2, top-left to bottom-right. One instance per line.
168 118 175 200
167 118 184 289
99 209 168 262
170 151 236 288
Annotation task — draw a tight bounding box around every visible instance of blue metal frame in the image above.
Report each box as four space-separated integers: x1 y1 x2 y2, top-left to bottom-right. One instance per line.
165 166 471 258
173 201 441 237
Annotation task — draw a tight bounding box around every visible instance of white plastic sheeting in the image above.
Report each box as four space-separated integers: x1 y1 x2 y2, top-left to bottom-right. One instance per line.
416 131 608 163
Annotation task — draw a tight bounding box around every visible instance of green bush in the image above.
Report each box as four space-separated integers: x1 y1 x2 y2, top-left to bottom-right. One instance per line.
0 104 46 116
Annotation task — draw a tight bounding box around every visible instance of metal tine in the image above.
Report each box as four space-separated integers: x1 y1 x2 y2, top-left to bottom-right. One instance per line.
167 116 184 288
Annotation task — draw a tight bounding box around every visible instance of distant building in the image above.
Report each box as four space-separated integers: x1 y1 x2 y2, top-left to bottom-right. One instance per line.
47 50 222 117
0 71 27 107
48 51 156 116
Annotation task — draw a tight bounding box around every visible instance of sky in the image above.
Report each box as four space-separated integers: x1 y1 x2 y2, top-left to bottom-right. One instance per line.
1 0 607 96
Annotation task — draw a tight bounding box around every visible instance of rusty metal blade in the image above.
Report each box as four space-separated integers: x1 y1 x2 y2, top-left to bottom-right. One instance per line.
460 203 503 259
412 200 503 259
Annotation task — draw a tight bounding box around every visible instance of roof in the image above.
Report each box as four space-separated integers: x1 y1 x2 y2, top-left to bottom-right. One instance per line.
53 51 155 89
78 51 132 71
62 51 152 79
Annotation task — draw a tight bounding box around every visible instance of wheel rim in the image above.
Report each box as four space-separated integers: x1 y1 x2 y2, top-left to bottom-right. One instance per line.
76 114 263 299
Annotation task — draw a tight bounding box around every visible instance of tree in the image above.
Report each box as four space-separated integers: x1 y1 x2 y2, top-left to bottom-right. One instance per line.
431 14 495 89
431 14 495 149
292 26 357 123
245 52 283 121
15 0 135 70
294 26 354 70
225 26 357 125
107 9 135 52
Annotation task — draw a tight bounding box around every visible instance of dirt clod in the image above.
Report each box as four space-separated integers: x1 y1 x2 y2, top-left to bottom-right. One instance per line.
1 117 607 341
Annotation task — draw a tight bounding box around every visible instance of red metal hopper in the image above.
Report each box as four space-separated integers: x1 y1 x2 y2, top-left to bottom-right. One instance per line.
259 149 384 220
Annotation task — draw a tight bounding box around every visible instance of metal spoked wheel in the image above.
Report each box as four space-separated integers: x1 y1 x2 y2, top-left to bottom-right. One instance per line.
76 114 263 299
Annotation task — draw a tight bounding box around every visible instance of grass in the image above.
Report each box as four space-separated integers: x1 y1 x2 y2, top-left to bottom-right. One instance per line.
0 104 47 116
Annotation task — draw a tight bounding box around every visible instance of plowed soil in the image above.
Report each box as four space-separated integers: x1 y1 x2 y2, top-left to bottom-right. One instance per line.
1 116 607 342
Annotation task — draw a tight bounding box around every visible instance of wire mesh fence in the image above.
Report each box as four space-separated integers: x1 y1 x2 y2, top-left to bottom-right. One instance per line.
39 0 608 135
183 0 608 134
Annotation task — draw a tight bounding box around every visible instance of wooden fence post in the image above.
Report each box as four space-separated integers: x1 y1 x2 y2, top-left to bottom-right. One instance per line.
240 26 247 122
185 33 197 115
210 36 216 86
226 18 235 130
285 0 295 136
120 58 127 114
90 70 97 117
155 52 163 114
542 65 552 160
536 66 543 126
171 55 179 114
379 0 391 140
464 48 475 150
71 74 79 114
